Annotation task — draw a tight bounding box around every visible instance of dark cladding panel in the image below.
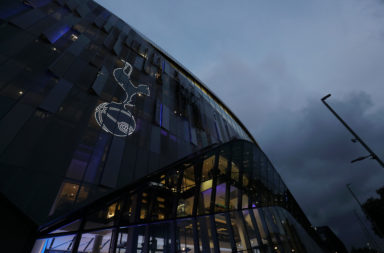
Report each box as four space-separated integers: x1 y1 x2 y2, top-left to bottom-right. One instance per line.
0 25 35 57
103 15 117 33
0 103 34 154
100 136 125 188
94 11 110 28
39 79 73 113
66 34 90 56
49 51 76 77
9 9 46 29
65 0 79 11
91 66 108 96
112 34 125 56
0 60 23 88
162 104 170 131
0 1 30 20
75 3 90 17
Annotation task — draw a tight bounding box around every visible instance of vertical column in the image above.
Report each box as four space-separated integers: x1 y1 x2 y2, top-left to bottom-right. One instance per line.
92 234 103 253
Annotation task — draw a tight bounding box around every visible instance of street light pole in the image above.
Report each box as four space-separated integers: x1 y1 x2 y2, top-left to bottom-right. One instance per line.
321 94 384 168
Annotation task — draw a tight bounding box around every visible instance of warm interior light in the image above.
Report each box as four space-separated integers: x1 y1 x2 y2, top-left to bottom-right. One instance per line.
107 203 117 219
70 34 78 41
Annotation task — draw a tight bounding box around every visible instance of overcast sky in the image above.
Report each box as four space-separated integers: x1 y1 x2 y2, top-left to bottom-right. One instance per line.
96 0 384 249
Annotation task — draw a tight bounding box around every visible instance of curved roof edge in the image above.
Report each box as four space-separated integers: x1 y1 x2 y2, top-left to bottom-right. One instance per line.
129 25 258 147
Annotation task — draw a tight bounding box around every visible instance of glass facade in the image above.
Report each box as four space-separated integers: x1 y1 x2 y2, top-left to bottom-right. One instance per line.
32 140 324 253
0 0 256 224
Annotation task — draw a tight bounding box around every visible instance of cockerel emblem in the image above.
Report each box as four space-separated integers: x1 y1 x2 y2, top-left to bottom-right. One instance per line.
94 60 150 137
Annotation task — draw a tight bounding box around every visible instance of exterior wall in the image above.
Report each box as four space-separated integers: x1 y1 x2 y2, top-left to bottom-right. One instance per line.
0 0 254 224
33 140 325 253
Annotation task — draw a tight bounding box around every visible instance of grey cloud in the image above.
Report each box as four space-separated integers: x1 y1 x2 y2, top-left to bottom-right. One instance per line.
257 92 384 248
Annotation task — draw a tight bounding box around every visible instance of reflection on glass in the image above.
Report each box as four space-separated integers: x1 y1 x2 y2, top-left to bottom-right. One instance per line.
229 186 239 210
149 194 172 221
202 155 215 182
84 202 119 230
215 183 226 212
254 209 269 245
218 155 228 175
140 192 149 220
242 210 259 248
198 216 215 252
49 182 79 215
121 193 137 223
242 192 249 209
42 235 75 253
177 196 194 217
77 185 90 205
116 230 128 253
181 165 195 192
242 173 249 187
229 212 248 252
148 221 172 252
231 162 240 181
198 184 212 215
78 229 112 253
176 218 196 253
215 213 232 252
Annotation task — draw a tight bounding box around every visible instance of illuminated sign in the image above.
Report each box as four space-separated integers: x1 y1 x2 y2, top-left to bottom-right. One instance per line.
94 60 150 137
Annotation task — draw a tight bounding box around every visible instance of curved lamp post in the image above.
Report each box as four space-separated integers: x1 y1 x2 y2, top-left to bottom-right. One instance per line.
321 94 384 168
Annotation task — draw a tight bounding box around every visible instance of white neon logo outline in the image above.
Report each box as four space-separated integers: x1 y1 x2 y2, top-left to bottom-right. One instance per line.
94 60 150 137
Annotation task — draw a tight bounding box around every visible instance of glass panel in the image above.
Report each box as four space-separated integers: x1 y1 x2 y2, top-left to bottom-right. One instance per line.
253 209 270 246
229 186 239 210
201 155 215 182
198 180 212 214
177 196 194 217
197 216 215 252
243 173 249 187
231 162 240 182
149 193 173 221
242 210 259 248
116 229 129 253
214 213 232 252
242 192 249 209
181 165 195 192
121 193 137 223
78 229 113 253
84 202 119 230
217 154 228 176
140 192 149 220
49 219 81 234
228 212 247 252
215 183 226 212
176 218 196 253
49 182 79 215
263 209 279 244
44 234 75 253
148 221 173 252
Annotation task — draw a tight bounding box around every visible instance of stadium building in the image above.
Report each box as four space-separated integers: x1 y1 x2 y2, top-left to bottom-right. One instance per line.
0 0 328 252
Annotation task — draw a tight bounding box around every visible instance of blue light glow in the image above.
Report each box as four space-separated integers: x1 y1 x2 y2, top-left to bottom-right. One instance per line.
159 103 163 127
42 239 48 253
48 25 70 43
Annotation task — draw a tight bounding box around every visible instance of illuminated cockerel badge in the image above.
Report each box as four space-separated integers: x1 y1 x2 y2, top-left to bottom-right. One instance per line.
94 60 150 137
